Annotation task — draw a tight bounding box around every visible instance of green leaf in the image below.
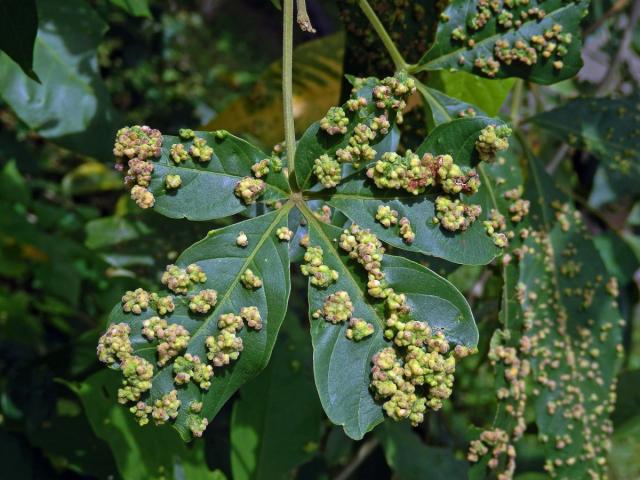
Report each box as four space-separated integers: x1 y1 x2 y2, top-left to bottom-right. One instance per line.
0 0 120 159
609 415 640 480
230 316 323 480
428 70 516 116
378 422 469 480
326 117 502 265
102 208 292 440
110 0 151 17
302 212 477 439
517 154 622 477
0 0 38 80
294 79 398 191
530 95 640 203
144 131 289 221
67 370 214 480
416 0 588 84
85 216 152 250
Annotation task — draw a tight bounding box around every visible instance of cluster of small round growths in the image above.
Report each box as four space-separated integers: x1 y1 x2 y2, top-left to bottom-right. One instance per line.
96 258 265 437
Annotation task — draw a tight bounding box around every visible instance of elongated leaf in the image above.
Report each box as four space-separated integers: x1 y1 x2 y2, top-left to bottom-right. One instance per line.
516 155 622 477
230 316 323 480
378 422 469 480
530 95 640 204
145 131 289 221
0 0 119 159
67 370 212 479
0 0 38 80
326 117 502 265
417 0 588 84
101 209 292 440
302 213 477 439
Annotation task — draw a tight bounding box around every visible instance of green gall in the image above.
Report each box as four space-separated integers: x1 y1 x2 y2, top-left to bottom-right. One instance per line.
189 401 203 414
170 143 190 164
161 264 191 294
371 115 390 135
336 123 376 168
376 205 399 228
151 390 181 425
141 316 167 341
339 224 385 281
122 288 150 314
186 263 207 283
189 137 213 162
179 128 195 140
113 125 163 169
433 196 481 232
218 312 244 333
313 154 342 188
97 323 133 365
476 125 512 162
322 291 354 324
165 174 182 189
187 415 208 437
320 106 349 135
276 226 293 242
373 71 416 112
130 185 155 209
399 217 415 244
345 96 367 111
174 353 213 390
157 323 191 366
234 177 266 205
189 289 218 314
150 293 175 316
240 306 262 330
130 401 152 426
301 245 339 288
240 269 262 289
206 329 243 367
251 159 271 178
117 355 154 404
346 318 374 341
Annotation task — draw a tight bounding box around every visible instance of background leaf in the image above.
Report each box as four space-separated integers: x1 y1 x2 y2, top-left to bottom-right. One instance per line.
0 0 120 159
110 0 151 17
230 315 323 480
0 0 38 80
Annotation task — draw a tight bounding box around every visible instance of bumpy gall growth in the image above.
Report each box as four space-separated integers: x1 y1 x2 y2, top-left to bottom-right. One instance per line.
234 177 266 205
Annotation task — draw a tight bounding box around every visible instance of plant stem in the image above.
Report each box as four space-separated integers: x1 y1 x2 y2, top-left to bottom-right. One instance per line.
509 79 523 126
283 0 298 189
334 438 380 480
296 0 316 33
358 0 408 71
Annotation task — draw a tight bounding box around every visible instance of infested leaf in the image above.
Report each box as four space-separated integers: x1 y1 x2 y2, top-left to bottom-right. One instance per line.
302 214 477 439
101 209 292 440
416 0 588 84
